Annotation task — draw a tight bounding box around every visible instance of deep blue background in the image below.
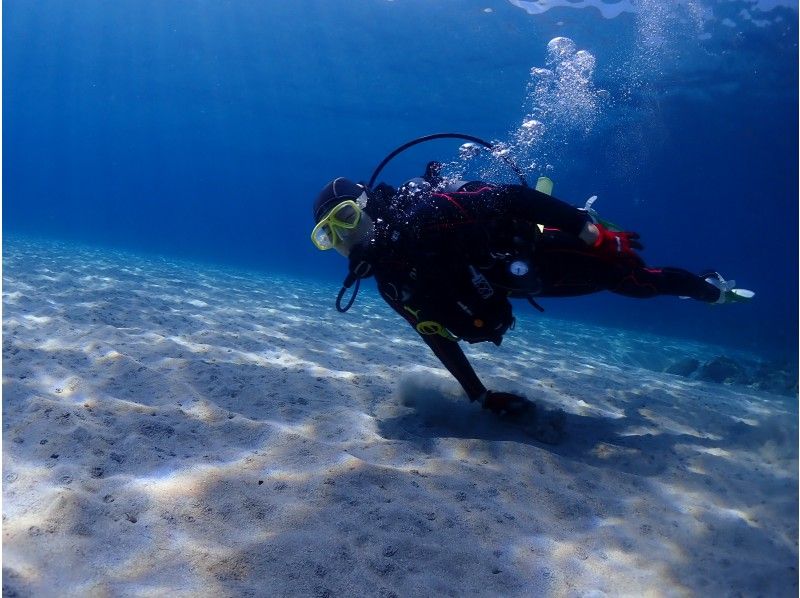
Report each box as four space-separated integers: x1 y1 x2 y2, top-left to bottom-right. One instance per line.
4 0 798 361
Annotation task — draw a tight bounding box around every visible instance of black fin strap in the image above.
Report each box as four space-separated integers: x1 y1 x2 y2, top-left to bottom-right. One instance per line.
527 296 545 312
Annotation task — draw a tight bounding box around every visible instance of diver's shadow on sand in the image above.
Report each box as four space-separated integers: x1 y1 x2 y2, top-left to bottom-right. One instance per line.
376 400 705 478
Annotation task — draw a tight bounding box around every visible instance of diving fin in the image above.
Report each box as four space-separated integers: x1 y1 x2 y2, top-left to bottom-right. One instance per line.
703 272 755 304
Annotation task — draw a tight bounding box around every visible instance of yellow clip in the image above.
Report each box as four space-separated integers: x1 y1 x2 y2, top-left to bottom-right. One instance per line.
416 320 457 341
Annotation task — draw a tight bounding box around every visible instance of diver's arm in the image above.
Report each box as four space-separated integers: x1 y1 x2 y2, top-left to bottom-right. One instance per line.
378 285 486 400
487 185 592 238
418 333 487 400
500 186 646 258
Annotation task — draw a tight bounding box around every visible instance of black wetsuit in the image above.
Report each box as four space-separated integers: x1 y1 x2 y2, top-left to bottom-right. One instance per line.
348 181 719 400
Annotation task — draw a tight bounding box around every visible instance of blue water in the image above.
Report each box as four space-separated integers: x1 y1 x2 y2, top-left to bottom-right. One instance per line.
4 0 798 363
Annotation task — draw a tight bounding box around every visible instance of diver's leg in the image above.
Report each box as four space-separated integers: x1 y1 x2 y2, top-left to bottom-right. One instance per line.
533 232 609 297
609 266 720 302
534 231 720 301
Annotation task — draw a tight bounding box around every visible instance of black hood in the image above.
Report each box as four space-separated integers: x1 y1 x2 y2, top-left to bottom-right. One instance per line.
313 177 367 223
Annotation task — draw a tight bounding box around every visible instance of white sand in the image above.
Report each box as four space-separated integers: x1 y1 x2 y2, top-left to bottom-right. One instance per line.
3 237 797 597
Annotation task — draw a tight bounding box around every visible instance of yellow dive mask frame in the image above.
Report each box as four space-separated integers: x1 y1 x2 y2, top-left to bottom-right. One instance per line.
310 199 363 250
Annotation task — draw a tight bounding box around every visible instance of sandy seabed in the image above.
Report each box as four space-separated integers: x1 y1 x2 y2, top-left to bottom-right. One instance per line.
2 237 797 597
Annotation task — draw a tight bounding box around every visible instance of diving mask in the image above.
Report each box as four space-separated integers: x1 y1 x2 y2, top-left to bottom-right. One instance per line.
310 198 364 251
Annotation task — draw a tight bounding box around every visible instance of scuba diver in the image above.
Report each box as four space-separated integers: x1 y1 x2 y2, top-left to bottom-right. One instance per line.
310 136 754 418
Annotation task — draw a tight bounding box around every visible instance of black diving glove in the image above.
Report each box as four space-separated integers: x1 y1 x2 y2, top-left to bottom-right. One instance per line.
479 391 534 417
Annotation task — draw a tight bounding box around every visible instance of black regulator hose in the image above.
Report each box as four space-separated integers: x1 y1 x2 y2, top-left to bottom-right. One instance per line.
367 133 528 189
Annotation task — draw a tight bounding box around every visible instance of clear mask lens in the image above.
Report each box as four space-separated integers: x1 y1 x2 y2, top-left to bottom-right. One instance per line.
312 224 336 250
331 204 359 227
310 199 363 250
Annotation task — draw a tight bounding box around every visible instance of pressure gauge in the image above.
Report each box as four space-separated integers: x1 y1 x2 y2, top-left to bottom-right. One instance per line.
509 260 529 276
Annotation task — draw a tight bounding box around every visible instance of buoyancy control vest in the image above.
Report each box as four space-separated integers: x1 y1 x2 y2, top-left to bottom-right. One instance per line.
334 132 540 321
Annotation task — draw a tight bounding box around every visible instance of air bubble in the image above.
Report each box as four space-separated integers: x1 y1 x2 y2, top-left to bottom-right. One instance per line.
458 143 480 160
491 144 511 158
573 50 596 73
507 36 603 175
547 37 577 63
